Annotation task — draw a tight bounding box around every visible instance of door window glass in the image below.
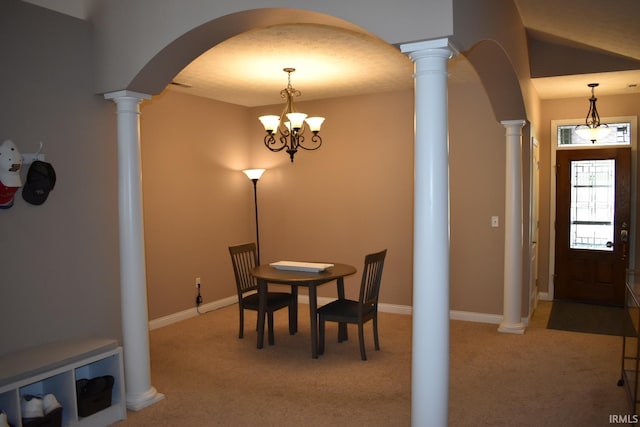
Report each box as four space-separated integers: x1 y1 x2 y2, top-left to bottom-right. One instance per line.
570 159 615 251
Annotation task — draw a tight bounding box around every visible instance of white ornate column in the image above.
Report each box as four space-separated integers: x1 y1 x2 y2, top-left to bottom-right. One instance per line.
104 90 165 410
498 119 527 334
401 38 454 427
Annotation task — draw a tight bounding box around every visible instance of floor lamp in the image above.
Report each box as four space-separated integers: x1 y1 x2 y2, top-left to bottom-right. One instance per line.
242 168 266 264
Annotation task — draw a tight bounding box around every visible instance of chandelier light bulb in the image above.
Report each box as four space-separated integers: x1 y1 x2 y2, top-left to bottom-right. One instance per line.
305 116 325 133
286 112 307 130
258 115 280 134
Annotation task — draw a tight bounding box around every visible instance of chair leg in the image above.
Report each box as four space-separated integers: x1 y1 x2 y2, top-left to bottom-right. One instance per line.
338 322 348 342
358 322 367 361
268 311 275 345
373 314 380 350
291 286 298 334
318 316 325 355
239 308 244 339
288 299 297 335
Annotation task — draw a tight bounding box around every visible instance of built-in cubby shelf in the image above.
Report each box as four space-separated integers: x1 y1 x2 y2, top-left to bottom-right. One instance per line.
0 338 126 427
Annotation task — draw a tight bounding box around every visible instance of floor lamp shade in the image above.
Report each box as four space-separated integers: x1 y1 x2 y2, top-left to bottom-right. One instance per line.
242 168 266 181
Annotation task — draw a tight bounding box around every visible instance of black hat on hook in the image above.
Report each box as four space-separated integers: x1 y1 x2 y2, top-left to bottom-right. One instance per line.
22 160 56 205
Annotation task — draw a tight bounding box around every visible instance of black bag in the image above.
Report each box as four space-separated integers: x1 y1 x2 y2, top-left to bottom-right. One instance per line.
75 375 114 417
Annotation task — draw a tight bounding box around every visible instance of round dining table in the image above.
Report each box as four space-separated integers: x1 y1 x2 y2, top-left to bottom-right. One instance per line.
251 262 357 358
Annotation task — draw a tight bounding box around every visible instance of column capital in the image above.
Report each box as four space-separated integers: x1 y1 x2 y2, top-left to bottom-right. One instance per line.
400 37 458 59
500 119 526 129
104 90 152 102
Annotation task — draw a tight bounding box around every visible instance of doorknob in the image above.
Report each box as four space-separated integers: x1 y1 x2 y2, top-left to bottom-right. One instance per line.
621 227 629 260
621 229 629 243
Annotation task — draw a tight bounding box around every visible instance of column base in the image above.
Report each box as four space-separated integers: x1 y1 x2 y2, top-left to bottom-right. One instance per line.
497 321 526 334
126 386 165 411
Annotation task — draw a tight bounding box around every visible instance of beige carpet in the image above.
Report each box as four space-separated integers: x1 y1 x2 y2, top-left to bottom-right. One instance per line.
114 301 629 426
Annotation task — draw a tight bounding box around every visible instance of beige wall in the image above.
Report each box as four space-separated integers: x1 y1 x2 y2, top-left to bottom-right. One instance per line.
140 91 254 319
138 56 508 319
250 91 415 305
449 77 507 315
140 89 415 315
538 92 640 295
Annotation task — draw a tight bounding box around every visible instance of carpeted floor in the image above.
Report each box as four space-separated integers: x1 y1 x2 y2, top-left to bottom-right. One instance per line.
547 300 636 337
113 301 630 426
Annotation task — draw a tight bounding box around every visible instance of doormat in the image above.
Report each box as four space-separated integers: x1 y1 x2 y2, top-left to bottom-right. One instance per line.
547 300 636 337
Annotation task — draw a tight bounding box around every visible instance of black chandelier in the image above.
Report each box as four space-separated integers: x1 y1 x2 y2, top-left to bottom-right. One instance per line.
575 83 609 143
258 68 325 162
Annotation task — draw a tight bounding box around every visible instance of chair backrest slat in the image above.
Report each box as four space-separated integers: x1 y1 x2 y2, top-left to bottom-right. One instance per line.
359 249 387 306
229 243 258 295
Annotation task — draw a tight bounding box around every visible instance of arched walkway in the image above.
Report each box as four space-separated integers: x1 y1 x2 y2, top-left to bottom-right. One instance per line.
460 39 531 333
104 6 531 425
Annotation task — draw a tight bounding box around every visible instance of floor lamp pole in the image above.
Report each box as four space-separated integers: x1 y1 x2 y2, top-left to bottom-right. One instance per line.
251 178 261 264
242 169 266 264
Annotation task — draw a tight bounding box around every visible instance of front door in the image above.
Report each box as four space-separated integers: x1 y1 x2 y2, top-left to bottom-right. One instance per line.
554 147 631 306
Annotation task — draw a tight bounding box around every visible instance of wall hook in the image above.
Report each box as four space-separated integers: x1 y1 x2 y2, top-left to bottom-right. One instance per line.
22 141 46 165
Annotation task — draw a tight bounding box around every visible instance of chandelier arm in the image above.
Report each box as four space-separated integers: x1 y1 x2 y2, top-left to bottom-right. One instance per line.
586 97 601 128
298 134 323 151
263 134 287 152
281 133 295 151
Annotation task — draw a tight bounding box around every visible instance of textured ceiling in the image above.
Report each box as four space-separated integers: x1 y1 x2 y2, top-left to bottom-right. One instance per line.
169 24 415 107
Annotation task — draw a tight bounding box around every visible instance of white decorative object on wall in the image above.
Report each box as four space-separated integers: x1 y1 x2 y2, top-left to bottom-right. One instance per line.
22 141 46 165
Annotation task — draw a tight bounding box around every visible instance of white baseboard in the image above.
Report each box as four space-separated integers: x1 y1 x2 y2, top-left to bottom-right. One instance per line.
538 292 553 301
148 295 238 330
449 310 503 325
149 296 523 329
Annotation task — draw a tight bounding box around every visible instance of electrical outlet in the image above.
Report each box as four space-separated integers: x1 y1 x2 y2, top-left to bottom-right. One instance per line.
491 216 499 228
195 277 203 307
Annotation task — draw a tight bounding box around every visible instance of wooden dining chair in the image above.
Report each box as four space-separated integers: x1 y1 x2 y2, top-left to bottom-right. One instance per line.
318 249 387 360
228 242 297 345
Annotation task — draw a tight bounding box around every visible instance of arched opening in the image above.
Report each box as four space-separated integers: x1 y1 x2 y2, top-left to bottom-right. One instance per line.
113 7 419 413
464 39 527 122
110 5 532 420
456 38 534 326
133 11 414 324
